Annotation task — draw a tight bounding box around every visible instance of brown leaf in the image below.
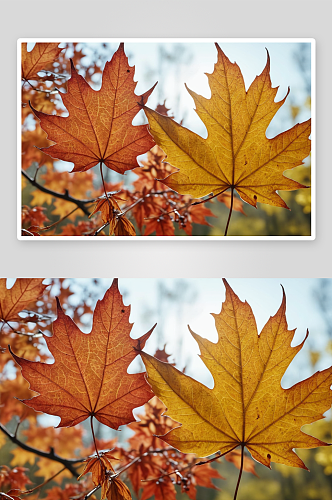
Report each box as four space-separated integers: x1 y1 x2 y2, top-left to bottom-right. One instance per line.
30 44 157 174
0 278 47 324
11 279 155 429
144 215 175 236
22 43 63 80
225 449 258 476
114 216 136 236
217 192 246 215
106 477 132 500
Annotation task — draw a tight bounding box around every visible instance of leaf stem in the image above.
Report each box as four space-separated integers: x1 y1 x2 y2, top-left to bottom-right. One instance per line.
90 416 100 459
233 444 244 500
100 162 113 215
224 187 234 236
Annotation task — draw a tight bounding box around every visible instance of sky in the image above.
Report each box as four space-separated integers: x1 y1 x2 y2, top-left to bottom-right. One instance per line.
57 277 330 387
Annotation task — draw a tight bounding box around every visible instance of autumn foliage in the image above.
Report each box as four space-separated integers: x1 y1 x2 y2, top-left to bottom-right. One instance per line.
21 42 311 237
1 278 331 500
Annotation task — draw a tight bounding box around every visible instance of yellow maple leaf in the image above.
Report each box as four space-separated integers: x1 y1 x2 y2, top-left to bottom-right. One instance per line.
141 280 332 473
144 44 310 211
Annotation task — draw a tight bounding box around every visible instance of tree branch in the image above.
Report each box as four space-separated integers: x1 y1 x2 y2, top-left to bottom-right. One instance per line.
22 170 94 217
0 423 82 478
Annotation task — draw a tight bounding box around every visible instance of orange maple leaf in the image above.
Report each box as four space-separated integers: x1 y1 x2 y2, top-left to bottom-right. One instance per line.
0 465 31 491
142 280 332 471
106 477 132 500
78 450 118 499
0 278 47 324
11 279 155 429
114 216 136 236
144 213 175 236
21 43 63 81
30 43 157 174
141 476 176 500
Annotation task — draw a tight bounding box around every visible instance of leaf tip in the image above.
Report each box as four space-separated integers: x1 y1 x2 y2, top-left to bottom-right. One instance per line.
55 296 63 313
111 277 119 289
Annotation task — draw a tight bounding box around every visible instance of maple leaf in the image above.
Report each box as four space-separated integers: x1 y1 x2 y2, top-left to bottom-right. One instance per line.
21 43 63 81
144 213 175 236
89 194 124 231
217 192 246 215
225 449 258 476
143 44 310 209
0 372 37 424
182 460 223 500
141 476 176 500
141 280 332 471
154 345 173 364
10 279 155 429
22 125 54 170
22 206 49 228
182 200 216 236
78 450 118 499
60 220 99 236
114 216 136 236
43 483 88 500
0 278 47 324
30 43 157 174
0 465 31 491
106 477 132 500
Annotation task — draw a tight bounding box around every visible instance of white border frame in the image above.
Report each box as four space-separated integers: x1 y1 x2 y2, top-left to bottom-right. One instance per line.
17 38 316 241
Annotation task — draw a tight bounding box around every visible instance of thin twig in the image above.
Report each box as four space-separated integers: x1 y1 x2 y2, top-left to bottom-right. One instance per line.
191 187 229 206
93 222 109 236
0 493 17 500
0 319 42 338
81 448 175 499
20 466 66 495
22 78 59 94
0 422 82 477
83 485 99 500
37 206 80 232
21 229 35 236
142 446 238 483
22 170 94 217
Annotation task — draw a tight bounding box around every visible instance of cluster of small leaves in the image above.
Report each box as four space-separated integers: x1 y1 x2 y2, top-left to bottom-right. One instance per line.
21 42 310 236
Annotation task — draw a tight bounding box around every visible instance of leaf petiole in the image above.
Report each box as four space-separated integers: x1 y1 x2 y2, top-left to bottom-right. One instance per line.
90 416 100 460
224 187 234 236
233 444 244 500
